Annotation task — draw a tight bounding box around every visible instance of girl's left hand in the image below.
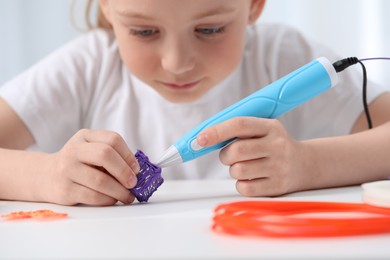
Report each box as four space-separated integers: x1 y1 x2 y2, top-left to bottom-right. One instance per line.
197 117 309 197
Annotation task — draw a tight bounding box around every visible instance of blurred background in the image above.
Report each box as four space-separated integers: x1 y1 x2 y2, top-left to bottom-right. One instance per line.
1 0 389 86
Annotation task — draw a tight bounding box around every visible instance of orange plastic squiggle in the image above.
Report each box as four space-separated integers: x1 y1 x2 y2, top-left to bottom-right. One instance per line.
2 210 68 221
212 201 390 238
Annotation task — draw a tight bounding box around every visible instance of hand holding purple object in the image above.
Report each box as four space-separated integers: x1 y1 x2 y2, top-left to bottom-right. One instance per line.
130 150 164 202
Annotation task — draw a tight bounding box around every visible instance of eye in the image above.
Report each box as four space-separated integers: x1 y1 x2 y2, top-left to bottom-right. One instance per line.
129 28 159 37
195 26 225 36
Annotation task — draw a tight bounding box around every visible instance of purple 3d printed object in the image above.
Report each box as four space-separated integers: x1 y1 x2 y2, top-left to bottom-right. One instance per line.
130 150 164 202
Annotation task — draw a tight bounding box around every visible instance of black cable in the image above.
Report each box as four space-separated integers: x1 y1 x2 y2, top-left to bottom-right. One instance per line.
357 60 372 129
332 57 359 73
332 57 372 129
332 57 390 130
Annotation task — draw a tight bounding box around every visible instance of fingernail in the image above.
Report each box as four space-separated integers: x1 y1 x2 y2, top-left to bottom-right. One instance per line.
128 173 137 188
127 194 135 204
131 162 140 174
197 134 208 147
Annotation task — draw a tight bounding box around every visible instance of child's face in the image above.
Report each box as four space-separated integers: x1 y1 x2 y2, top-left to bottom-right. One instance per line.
101 0 264 103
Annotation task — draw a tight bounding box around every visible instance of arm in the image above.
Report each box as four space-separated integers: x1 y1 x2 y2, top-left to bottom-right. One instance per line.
0 98 35 149
196 92 390 196
303 91 390 189
0 98 139 205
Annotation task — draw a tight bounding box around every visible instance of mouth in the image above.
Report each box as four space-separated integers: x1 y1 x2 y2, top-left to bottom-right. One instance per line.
159 80 201 90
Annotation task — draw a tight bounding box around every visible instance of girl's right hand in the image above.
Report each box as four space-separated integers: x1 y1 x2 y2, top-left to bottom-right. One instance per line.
40 129 139 206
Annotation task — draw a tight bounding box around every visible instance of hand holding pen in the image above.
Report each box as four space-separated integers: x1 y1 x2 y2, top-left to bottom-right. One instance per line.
196 116 307 197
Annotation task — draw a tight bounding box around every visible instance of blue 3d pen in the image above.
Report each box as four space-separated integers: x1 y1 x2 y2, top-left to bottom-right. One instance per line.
156 57 338 168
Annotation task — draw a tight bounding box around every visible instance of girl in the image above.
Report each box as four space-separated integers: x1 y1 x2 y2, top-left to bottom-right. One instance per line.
0 0 389 206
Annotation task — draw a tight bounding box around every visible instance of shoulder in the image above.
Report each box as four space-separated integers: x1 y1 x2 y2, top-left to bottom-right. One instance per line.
248 23 306 43
246 23 314 58
68 28 116 53
0 28 123 107
23 29 122 90
48 29 119 68
244 23 339 80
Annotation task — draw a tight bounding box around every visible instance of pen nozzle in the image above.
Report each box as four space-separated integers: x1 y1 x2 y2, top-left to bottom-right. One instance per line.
155 145 183 168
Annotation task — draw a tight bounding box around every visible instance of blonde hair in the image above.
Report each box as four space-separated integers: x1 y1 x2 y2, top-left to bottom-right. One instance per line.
71 0 112 31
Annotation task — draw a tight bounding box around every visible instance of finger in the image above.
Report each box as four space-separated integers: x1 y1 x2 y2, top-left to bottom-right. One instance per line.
76 141 137 189
70 183 119 206
236 178 290 197
71 164 135 205
197 117 276 147
229 159 270 180
219 138 270 165
77 129 140 174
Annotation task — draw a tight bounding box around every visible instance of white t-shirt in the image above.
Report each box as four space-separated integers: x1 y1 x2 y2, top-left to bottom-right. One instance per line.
0 23 388 180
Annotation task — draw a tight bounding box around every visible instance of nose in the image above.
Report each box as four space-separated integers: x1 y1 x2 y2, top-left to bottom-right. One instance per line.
161 36 195 75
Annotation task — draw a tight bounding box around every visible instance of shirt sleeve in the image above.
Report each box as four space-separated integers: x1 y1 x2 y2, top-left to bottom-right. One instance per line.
0 30 110 151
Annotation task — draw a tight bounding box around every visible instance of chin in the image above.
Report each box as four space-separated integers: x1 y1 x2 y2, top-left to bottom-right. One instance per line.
162 91 204 103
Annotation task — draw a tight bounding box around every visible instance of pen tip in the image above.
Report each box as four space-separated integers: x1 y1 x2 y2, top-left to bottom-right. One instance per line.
155 145 182 168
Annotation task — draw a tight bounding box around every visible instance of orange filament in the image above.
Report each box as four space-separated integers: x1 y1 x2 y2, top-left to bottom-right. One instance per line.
212 201 390 238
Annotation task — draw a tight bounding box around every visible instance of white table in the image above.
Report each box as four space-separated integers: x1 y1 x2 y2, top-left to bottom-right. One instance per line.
1 180 390 259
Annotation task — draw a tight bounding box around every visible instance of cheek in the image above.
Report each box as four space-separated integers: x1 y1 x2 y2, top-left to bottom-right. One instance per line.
118 43 159 77
202 34 245 78
112 26 159 77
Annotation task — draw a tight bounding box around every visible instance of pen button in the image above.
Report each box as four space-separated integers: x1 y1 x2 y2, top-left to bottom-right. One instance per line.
190 138 203 151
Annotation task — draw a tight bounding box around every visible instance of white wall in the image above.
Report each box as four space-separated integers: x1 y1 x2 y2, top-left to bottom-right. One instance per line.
1 0 389 86
0 0 82 85
260 0 390 85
